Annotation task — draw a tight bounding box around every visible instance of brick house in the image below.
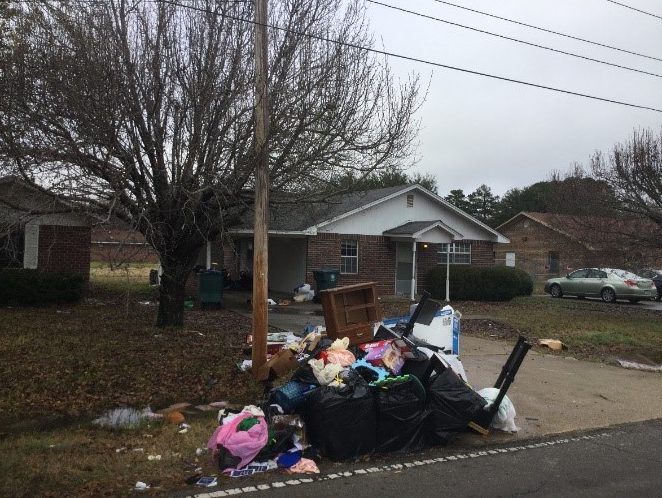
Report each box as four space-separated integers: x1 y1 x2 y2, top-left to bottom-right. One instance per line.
215 185 508 298
91 224 159 265
0 176 92 278
494 211 662 283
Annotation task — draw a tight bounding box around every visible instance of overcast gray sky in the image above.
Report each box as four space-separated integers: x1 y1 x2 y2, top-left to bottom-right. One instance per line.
365 0 662 197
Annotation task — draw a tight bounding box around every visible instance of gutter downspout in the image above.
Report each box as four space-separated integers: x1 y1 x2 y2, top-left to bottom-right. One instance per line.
206 240 212 270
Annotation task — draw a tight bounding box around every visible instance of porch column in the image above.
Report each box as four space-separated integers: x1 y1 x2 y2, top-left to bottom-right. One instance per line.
446 237 453 302
410 240 417 301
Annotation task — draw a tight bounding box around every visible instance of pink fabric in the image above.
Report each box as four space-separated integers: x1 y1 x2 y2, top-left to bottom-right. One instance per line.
207 413 268 469
324 349 356 367
286 458 320 474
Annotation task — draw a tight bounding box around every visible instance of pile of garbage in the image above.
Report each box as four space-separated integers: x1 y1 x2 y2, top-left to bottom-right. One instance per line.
206 289 531 477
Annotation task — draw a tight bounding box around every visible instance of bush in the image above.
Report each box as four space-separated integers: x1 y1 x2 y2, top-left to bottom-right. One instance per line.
0 269 85 306
426 266 533 301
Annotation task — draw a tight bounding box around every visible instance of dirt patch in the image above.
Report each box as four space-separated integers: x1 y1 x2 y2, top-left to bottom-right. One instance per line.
461 319 523 341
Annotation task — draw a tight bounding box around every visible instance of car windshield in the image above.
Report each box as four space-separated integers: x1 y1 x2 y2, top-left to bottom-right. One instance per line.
606 268 640 280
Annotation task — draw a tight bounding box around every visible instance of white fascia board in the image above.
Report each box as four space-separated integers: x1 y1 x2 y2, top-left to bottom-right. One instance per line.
309 184 509 243
496 211 528 230
411 222 463 240
414 185 510 243
310 185 417 231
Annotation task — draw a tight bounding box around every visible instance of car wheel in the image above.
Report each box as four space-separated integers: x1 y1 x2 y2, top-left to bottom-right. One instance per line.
628 298 640 304
550 284 563 298
601 288 616 303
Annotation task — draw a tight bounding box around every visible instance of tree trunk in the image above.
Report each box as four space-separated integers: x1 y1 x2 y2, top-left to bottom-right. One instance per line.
157 260 191 327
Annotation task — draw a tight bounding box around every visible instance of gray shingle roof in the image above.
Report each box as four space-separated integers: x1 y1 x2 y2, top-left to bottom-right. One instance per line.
236 185 409 232
383 221 442 235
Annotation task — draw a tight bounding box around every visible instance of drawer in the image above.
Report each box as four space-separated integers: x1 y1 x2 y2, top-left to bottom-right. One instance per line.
328 323 374 345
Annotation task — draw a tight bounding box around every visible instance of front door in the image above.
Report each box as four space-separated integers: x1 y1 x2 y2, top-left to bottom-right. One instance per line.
395 242 413 296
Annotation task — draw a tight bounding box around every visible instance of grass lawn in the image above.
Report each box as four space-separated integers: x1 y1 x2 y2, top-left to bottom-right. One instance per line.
1 270 263 497
457 297 662 363
1 271 660 497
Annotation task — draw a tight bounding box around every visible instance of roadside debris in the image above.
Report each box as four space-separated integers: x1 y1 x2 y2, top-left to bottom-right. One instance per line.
197 285 532 485
134 481 150 491
617 359 662 372
539 339 568 351
93 407 160 429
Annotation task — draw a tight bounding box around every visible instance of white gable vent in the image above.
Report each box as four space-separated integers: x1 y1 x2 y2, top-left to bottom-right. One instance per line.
406 194 414 207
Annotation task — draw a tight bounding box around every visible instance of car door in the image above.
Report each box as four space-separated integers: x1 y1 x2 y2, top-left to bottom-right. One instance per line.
584 269 607 296
563 269 590 295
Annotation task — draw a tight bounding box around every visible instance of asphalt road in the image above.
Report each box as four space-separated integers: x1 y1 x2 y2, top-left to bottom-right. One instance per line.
194 420 662 498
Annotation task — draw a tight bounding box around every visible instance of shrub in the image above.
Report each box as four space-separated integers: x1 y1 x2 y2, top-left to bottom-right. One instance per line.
426 266 533 301
0 269 85 306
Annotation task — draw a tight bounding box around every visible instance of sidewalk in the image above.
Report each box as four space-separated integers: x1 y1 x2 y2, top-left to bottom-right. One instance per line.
225 292 662 439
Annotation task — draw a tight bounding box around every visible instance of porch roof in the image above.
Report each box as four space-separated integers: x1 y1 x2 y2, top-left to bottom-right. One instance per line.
383 220 463 240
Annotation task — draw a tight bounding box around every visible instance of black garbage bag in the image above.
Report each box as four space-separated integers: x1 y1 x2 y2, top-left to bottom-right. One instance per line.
290 364 319 386
303 375 376 461
400 357 434 385
375 377 428 453
254 427 296 461
426 368 487 446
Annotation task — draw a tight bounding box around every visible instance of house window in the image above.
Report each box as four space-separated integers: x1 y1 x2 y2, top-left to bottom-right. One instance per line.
406 194 414 207
438 242 471 264
341 239 358 274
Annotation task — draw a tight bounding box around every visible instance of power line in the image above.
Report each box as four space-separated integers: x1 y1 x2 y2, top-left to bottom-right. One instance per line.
429 0 662 63
606 0 662 21
21 0 662 113
367 0 662 79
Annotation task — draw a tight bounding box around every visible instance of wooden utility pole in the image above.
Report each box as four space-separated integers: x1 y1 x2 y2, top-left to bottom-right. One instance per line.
251 0 269 375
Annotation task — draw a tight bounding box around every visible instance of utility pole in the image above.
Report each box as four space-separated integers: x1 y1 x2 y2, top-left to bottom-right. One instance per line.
251 0 269 376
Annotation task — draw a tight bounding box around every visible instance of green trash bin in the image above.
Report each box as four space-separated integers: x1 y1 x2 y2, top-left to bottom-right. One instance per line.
199 270 224 309
313 269 340 292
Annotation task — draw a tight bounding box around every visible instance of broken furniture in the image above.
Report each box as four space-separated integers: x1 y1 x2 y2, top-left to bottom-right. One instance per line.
320 282 381 345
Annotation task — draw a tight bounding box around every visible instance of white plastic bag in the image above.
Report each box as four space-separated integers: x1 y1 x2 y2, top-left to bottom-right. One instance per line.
308 359 343 386
478 387 519 433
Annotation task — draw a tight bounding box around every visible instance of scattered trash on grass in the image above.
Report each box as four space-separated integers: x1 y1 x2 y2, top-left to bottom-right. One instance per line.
539 339 568 351
165 411 185 424
134 481 150 491
195 476 218 487
147 454 162 461
93 407 158 429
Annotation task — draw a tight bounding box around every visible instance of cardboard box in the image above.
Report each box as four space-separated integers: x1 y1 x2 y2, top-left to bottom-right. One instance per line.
255 349 299 381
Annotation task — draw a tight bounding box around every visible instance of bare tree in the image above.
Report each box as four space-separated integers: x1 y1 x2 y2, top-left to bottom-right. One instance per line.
591 128 662 231
0 0 420 326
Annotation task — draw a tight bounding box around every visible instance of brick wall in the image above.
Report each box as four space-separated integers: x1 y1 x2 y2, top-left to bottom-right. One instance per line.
90 226 159 264
307 235 496 296
38 225 91 279
306 233 396 296
494 217 626 282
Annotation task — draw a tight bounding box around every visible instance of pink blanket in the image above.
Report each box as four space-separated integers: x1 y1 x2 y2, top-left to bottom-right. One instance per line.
207 412 268 469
